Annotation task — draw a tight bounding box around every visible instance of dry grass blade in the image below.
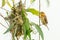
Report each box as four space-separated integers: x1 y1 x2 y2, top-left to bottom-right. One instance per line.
0 13 9 26
0 22 7 28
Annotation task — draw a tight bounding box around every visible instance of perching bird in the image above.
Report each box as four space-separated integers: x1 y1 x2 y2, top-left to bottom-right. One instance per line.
39 12 49 30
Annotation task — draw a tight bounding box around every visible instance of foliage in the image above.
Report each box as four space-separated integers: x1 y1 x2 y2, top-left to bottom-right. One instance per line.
26 8 39 16
2 0 6 7
30 22 44 40
0 0 49 40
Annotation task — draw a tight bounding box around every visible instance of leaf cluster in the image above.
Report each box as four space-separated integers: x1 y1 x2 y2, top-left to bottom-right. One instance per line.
1 0 49 40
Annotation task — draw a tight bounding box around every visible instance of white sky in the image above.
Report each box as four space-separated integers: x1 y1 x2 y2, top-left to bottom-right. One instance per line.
0 0 60 40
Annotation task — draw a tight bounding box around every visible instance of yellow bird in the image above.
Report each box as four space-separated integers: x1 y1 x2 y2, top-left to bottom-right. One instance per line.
39 12 49 30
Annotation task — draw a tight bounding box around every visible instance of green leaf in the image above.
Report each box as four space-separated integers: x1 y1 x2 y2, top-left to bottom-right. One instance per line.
7 1 12 8
23 23 27 40
21 8 27 40
2 0 6 7
23 28 27 40
25 18 30 30
24 29 31 40
4 23 15 34
22 6 31 40
30 0 35 4
31 22 44 40
26 8 39 16
27 30 31 40
23 18 31 40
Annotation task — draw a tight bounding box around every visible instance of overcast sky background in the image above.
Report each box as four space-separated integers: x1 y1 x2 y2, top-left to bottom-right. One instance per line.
0 0 60 40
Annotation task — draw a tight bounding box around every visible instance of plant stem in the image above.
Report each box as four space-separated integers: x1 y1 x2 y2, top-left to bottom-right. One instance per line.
0 7 10 12
39 0 41 40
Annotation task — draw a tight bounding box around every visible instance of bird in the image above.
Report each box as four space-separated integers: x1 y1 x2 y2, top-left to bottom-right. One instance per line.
39 12 49 30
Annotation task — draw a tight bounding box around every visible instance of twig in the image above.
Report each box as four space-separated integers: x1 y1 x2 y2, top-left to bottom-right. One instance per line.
0 7 10 12
0 13 9 26
0 22 7 28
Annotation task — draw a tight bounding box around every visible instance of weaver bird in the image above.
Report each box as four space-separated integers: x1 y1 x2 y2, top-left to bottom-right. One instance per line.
39 12 49 30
